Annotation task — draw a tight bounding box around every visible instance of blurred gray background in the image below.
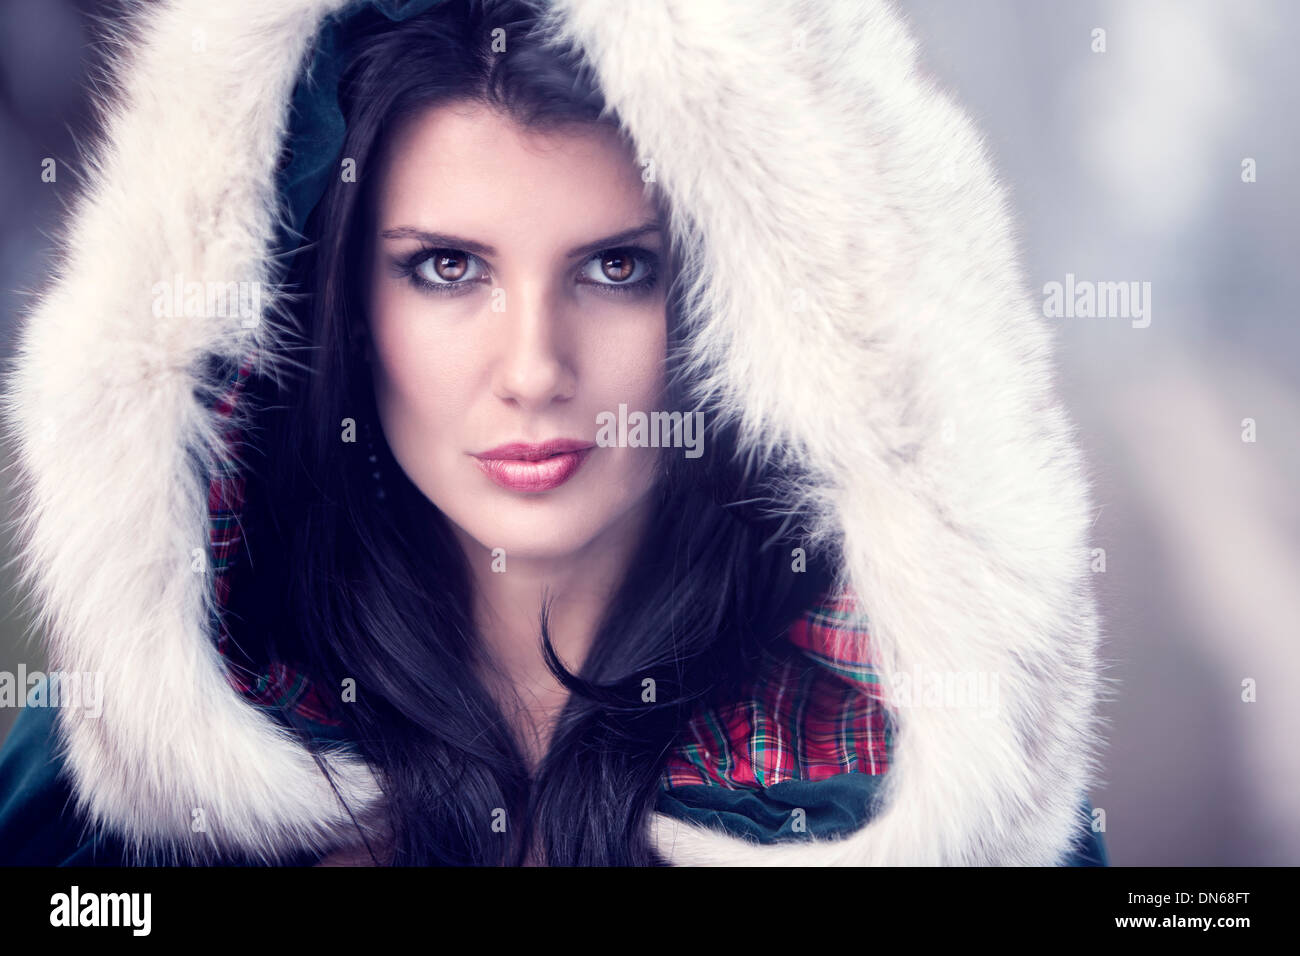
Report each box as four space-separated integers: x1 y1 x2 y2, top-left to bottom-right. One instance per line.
1 0 1296 865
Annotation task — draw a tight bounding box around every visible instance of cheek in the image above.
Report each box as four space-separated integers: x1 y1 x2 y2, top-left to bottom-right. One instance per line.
584 307 670 493
367 286 478 461
584 306 669 408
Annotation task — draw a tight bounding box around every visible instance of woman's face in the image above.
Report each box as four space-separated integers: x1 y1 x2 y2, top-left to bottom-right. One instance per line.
366 101 668 564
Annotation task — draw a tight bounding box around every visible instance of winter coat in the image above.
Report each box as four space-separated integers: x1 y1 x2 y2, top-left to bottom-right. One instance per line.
0 0 1107 866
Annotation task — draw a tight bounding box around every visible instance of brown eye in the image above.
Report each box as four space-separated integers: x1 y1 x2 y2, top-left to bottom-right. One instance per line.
578 248 658 295
411 249 485 290
433 253 468 280
600 253 634 282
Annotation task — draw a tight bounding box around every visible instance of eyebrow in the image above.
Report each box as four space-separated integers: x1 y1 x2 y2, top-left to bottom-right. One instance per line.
378 221 663 260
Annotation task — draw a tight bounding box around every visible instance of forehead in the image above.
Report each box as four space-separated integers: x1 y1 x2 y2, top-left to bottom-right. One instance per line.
372 101 657 240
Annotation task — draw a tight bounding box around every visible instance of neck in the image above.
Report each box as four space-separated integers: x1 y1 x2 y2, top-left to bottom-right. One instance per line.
450 492 658 761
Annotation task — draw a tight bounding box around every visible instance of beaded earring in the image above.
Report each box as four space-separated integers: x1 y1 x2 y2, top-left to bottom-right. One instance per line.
351 328 386 503
362 417 386 502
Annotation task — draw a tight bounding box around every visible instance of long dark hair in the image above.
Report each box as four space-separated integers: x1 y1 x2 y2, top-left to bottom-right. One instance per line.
226 0 836 866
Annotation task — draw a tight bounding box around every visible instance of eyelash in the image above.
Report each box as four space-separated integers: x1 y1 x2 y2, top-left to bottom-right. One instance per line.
394 246 660 299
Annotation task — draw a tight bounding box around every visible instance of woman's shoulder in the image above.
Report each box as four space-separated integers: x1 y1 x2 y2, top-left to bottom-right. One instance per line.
0 680 332 867
655 586 1109 865
0 686 130 866
657 585 892 844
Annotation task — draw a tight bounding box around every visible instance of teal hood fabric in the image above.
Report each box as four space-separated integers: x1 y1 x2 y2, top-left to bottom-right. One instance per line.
278 0 445 241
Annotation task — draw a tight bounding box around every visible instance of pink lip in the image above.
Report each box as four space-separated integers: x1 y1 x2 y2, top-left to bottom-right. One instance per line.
472 439 595 493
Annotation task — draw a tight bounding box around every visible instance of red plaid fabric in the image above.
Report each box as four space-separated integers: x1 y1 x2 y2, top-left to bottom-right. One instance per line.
207 356 894 786
661 590 891 789
207 351 340 726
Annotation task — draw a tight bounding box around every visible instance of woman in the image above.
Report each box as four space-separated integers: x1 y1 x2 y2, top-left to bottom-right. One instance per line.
0 0 1107 866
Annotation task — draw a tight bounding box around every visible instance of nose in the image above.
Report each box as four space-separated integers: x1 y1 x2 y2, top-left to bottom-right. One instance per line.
491 280 577 409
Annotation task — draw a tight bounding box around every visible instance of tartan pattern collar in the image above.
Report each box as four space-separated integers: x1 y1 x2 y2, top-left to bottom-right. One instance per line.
663 591 890 792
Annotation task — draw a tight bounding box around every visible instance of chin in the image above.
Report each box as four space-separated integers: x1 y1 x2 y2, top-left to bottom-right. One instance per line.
470 512 604 563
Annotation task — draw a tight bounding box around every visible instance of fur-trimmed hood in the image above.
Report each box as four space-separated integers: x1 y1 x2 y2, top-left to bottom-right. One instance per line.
2 0 1104 865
